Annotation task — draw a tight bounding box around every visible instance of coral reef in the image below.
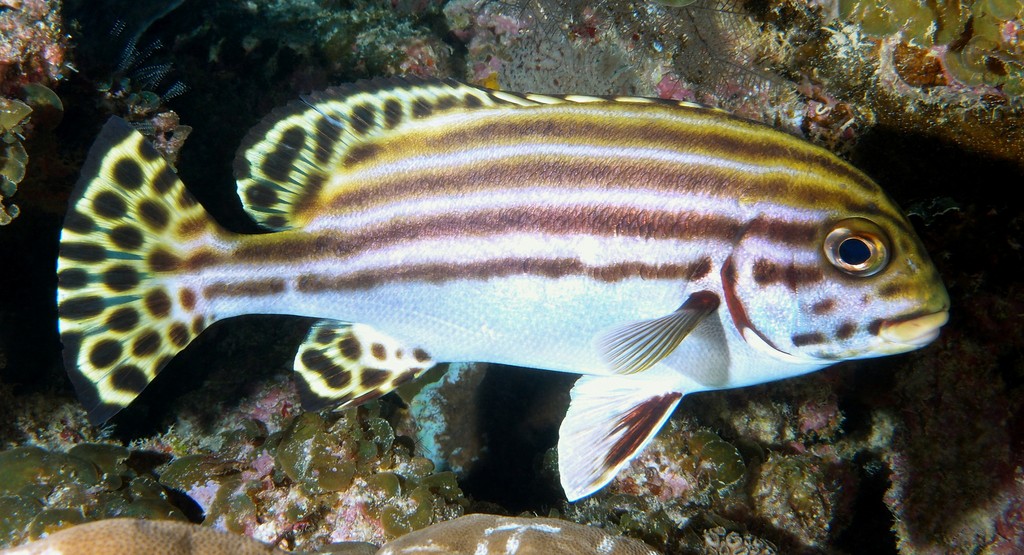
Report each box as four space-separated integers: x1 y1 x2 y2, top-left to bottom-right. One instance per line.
443 0 805 127
184 0 452 85
0 364 467 552
838 0 1023 95
397 362 488 474
556 372 856 554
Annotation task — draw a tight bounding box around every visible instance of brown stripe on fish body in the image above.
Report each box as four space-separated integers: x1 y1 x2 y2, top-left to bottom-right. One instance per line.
177 201 819 273
288 257 719 295
321 101 882 201
307 106 909 237
235 79 911 247
426 103 877 194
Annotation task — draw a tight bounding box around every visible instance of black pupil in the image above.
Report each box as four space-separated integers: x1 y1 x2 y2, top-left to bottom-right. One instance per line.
838 237 872 266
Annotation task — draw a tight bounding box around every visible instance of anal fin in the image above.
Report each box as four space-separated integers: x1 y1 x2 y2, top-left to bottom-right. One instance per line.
293 320 435 411
558 374 684 501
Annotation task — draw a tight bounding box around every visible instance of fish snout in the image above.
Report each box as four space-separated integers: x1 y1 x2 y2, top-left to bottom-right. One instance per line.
879 309 949 348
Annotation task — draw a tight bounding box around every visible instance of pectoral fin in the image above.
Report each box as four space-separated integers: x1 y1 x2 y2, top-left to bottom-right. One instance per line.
598 291 720 375
558 374 683 501
293 320 435 410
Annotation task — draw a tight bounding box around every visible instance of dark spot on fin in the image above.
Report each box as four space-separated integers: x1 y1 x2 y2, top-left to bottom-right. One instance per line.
598 290 720 375
293 320 434 411
558 375 683 501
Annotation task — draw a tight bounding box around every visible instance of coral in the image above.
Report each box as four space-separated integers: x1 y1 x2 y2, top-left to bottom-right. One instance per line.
1 514 660 555
230 0 451 79
0 0 68 95
155 402 468 551
557 370 861 553
750 452 847 548
0 443 186 548
702 526 776 555
445 0 809 129
0 366 466 552
77 18 193 165
0 0 67 224
838 0 1024 95
810 0 1024 164
443 0 1024 162
560 417 751 553
0 517 378 555
378 513 660 555
398 362 488 474
0 82 62 225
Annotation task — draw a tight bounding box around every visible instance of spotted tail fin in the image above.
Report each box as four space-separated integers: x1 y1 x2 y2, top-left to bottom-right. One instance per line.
57 117 225 424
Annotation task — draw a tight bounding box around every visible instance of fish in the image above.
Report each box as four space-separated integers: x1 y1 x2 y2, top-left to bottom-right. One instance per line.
56 78 950 501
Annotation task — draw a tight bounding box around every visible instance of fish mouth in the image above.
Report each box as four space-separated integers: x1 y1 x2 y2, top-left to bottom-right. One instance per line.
879 310 949 347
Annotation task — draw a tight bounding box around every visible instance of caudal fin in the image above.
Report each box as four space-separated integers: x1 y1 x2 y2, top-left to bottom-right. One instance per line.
57 117 224 424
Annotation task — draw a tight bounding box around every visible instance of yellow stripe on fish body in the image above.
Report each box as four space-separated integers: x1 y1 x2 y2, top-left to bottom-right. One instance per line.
57 78 949 501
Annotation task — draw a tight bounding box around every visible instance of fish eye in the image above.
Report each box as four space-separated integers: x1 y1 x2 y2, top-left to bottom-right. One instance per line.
823 218 889 277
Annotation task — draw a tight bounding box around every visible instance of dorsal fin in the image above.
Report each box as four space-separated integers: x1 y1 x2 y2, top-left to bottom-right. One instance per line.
232 78 565 231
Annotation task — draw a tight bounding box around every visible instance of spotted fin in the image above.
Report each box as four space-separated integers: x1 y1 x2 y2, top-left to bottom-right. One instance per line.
293 320 435 411
57 117 223 425
558 375 683 501
232 78 564 231
598 291 720 375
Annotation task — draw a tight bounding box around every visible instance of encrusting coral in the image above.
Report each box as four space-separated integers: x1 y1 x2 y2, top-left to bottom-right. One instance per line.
378 513 660 555
0 514 660 555
0 518 304 555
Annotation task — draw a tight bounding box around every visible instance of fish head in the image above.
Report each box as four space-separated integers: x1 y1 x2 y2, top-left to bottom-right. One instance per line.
722 208 949 365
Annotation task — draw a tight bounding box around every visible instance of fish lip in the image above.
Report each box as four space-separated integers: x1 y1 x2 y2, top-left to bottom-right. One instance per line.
879 310 950 346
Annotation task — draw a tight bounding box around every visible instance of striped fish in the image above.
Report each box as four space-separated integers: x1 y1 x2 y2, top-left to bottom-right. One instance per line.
56 79 949 501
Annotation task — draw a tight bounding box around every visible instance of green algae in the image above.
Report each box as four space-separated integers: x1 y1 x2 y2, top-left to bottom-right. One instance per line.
0 443 188 548
68 443 130 491
25 508 85 540
688 430 745 491
275 411 361 494
0 446 102 499
364 472 402 498
0 496 42 545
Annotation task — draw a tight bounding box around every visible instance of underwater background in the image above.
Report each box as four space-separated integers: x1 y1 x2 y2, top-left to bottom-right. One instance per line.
1 0 1023 553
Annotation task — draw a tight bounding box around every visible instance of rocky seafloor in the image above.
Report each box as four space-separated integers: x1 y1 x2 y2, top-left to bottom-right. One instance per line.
2 0 1023 553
